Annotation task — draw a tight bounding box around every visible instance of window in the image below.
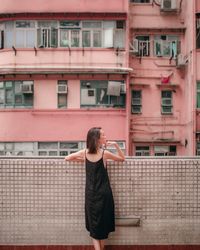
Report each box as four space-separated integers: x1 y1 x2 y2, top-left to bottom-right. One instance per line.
37 21 58 48
82 21 102 47
154 35 179 58
2 20 125 49
135 146 150 156
131 90 142 114
57 81 67 108
197 82 200 108
80 81 126 108
0 81 33 108
106 141 126 154
37 142 82 156
0 142 34 156
196 17 200 49
0 23 3 49
15 21 36 48
103 21 115 47
4 21 14 48
154 145 176 156
161 90 172 114
135 36 150 57
197 142 200 155
114 21 125 48
60 21 80 47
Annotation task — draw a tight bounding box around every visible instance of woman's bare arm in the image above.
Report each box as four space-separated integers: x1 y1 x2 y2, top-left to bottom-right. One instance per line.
104 141 125 162
65 149 85 162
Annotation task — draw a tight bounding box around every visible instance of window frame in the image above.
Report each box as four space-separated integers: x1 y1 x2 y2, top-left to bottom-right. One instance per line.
15 20 36 48
135 146 150 156
154 35 179 58
161 90 173 114
57 80 68 109
135 35 150 57
197 82 200 108
0 81 34 108
131 90 142 114
154 145 176 156
80 80 126 108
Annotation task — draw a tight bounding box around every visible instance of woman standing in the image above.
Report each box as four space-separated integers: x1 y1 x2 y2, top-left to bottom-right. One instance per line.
65 127 125 250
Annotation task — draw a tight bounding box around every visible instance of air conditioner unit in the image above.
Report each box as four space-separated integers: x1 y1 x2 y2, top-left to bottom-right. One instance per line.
161 0 177 12
81 89 96 105
21 82 33 94
130 39 139 54
176 53 188 68
57 84 68 94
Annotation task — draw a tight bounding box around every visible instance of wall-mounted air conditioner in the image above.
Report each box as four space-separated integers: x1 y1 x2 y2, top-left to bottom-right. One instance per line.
81 89 96 105
57 84 68 94
161 0 177 12
21 82 33 94
130 38 139 54
176 54 188 68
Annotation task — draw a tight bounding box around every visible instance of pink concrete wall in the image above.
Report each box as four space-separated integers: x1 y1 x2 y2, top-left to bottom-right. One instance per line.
130 3 186 30
0 0 128 13
34 80 57 109
0 110 126 141
67 80 80 108
196 0 200 12
0 49 128 71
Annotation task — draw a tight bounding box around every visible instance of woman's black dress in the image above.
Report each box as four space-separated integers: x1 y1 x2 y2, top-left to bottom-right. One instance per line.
85 151 115 240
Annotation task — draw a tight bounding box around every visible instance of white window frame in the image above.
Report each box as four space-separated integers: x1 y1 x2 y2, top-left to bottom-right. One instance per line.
37 21 58 48
57 80 68 108
82 21 103 48
154 145 176 156
161 90 173 114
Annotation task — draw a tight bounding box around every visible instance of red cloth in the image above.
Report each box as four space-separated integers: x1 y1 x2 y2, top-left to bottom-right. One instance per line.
161 76 170 84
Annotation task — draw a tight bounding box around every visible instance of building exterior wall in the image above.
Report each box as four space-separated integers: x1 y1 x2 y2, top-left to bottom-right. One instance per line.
129 0 196 156
0 0 128 14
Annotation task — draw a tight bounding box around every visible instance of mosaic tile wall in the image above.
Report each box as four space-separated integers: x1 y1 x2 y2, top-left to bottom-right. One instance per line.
0 157 200 245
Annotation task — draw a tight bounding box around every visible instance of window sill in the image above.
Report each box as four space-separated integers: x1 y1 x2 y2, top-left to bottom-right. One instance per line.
156 83 179 88
161 113 173 115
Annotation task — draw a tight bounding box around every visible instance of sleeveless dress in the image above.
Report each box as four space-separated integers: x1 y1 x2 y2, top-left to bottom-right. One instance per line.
85 150 115 240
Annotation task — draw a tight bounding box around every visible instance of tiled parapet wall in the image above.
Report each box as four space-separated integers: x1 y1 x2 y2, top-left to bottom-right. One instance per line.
0 157 200 245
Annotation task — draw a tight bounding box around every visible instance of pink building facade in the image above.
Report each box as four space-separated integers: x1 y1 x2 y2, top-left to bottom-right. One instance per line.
0 0 199 156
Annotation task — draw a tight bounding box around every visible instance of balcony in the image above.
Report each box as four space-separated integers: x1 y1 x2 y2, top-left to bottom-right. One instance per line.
0 48 130 75
0 156 200 247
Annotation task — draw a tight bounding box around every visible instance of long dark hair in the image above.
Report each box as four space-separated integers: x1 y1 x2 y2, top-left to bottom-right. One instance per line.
86 127 101 154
